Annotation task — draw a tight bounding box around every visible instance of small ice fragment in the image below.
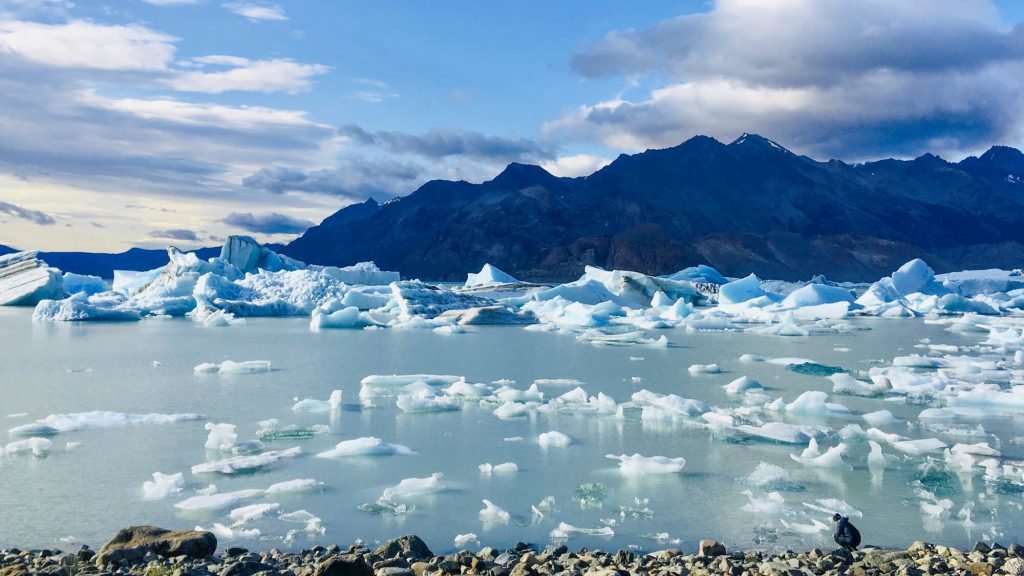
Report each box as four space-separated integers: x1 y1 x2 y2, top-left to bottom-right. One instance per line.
723 376 763 395
265 479 324 495
204 423 238 452
175 489 264 512
868 441 887 469
479 462 519 475
315 437 413 458
739 354 765 363
198 523 259 540
549 522 614 539
479 499 510 526
382 473 444 501
191 447 302 474
4 437 52 457
688 363 720 375
740 490 784 514
504 436 523 442
142 472 184 500
605 453 685 475
193 360 271 375
863 410 896 427
229 503 279 524
538 431 573 448
790 441 849 469
454 533 478 548
152 361 162 367
493 402 530 420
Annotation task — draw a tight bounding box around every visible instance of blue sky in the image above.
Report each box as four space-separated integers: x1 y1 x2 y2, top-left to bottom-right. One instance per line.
1 0 1023 251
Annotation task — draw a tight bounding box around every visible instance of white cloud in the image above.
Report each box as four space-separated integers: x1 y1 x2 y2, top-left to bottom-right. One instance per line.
540 154 612 178
556 0 1024 159
168 56 329 93
223 2 287 21
141 0 199 5
0 19 177 71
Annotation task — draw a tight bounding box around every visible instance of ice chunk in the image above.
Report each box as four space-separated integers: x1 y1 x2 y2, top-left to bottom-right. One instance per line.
892 438 948 455
493 402 531 420
479 462 519 475
892 259 938 295
951 442 1000 457
315 437 413 458
229 503 279 524
665 265 728 285
175 489 264 512
204 423 237 451
323 261 399 285
9 411 203 436
779 518 829 534
718 274 764 305
605 453 686 475
736 422 825 444
197 523 259 540
382 473 444 501
785 391 850 415
61 273 107 296
142 472 184 500
549 522 614 539
193 360 271 375
790 441 849 468
539 431 573 448
0 251 66 306
453 533 478 549
391 280 494 320
265 479 324 495
191 446 302 474
740 490 784 514
478 499 510 526
723 376 763 395
291 389 345 413
781 284 855 308
396 392 461 413
741 463 793 490
112 267 163 298
802 498 862 518
688 363 720 375
868 441 887 469
863 410 896 427
830 373 889 397
201 309 246 327
466 264 520 287
310 305 377 330
33 292 140 322
4 437 52 456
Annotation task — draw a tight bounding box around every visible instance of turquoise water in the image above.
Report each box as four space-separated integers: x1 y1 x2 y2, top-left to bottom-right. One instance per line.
0 307 1019 553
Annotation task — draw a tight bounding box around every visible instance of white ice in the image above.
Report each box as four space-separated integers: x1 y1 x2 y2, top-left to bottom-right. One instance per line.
605 453 686 475
315 437 413 458
142 472 184 500
538 431 573 448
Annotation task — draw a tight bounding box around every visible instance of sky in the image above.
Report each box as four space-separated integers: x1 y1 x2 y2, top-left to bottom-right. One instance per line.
1 0 1023 252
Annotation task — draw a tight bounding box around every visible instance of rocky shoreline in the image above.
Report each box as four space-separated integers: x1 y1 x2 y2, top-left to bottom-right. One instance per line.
2 527 1023 576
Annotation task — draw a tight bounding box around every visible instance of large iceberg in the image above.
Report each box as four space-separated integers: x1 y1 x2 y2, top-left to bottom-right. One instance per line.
0 251 66 306
465 263 520 287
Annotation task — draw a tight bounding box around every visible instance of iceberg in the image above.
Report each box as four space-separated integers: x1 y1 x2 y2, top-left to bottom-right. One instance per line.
175 489 264 512
549 522 614 539
0 251 66 306
718 274 765 305
538 430 573 448
194 360 271 375
9 411 203 436
191 446 302 474
265 478 324 495
454 533 478 548
478 499 510 526
391 281 494 320
780 284 855 308
665 265 728 285
479 462 519 475
3 437 52 456
33 292 140 322
465 263 520 287
740 490 785 514
790 440 849 469
61 272 107 296
723 376 763 395
228 503 279 524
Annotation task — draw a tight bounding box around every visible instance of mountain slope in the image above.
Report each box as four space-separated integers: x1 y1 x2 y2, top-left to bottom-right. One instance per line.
283 134 1024 282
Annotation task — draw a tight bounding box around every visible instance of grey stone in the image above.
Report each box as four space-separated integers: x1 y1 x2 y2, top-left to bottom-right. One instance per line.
94 526 217 567
373 537 433 562
698 541 726 558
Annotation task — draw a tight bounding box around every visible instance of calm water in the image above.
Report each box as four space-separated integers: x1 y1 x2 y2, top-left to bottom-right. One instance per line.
0 307 1019 553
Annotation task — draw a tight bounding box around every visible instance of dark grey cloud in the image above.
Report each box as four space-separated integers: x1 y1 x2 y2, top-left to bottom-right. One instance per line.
149 228 200 241
242 156 423 198
0 200 56 225
555 0 1024 160
339 124 556 163
222 211 313 234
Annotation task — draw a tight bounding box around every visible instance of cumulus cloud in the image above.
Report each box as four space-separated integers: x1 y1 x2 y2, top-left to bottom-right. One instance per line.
142 0 199 5
0 19 178 71
224 2 287 21
149 228 199 241
553 0 1024 159
0 200 55 225
339 124 555 163
168 56 329 93
540 154 612 178
222 211 313 234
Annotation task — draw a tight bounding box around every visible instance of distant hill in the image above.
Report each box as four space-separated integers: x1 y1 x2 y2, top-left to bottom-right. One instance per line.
282 134 1024 282
38 247 221 278
0 245 16 257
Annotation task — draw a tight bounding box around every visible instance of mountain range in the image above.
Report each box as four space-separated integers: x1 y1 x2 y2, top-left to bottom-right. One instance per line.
283 134 1024 282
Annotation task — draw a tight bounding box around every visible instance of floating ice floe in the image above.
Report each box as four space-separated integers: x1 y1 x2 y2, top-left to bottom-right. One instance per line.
790 439 850 469
265 479 324 495
549 522 614 539
194 360 271 375
175 489 264 512
382 473 444 502
142 472 184 500
315 437 413 458
191 447 302 474
479 462 519 475
3 437 52 457
740 490 785 514
454 533 479 548
606 453 686 475
291 390 343 413
229 503 280 524
688 363 721 375
478 499 510 526
539 431 573 448
8 411 203 436
465 263 520 287
723 376 763 395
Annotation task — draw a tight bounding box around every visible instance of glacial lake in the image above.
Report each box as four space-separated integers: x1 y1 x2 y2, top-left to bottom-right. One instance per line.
1 307 1021 553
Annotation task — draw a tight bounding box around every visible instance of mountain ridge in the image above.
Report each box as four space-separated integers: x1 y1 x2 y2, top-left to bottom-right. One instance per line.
283 134 1024 282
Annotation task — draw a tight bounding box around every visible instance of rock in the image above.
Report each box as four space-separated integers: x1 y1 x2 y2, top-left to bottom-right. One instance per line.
698 541 726 558
410 562 430 576
966 562 993 576
375 568 413 576
909 542 934 553
94 526 216 567
373 537 434 562
975 543 993 555
826 549 853 565
314 555 373 576
221 561 272 576
1003 557 1024 576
